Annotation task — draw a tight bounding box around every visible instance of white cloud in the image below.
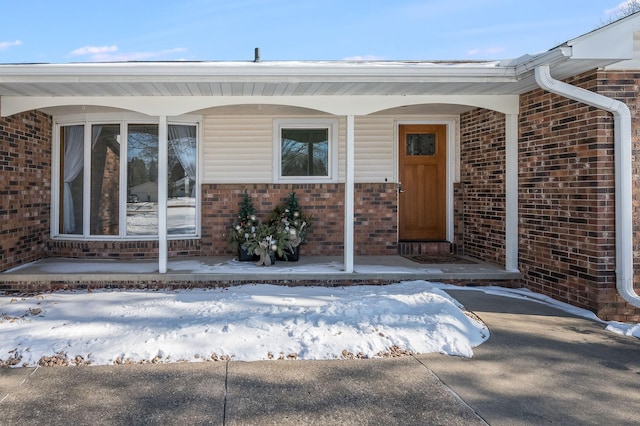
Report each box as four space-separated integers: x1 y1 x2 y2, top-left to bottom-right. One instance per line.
69 45 187 62
0 40 23 50
70 45 118 56
605 0 637 15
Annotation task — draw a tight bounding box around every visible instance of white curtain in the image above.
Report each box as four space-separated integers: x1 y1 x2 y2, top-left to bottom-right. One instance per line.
92 125 103 149
62 126 84 233
168 125 197 185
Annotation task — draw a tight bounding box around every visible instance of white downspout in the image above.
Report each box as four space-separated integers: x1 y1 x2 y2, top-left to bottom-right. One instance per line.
534 65 639 308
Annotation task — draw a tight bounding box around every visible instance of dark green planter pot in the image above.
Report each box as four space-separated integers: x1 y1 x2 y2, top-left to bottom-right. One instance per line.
277 245 300 262
238 246 258 262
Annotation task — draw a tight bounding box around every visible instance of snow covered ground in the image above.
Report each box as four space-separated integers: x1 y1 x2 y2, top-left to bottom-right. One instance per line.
0 281 638 367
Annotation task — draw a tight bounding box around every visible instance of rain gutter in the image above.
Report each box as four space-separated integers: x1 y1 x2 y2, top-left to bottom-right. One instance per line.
534 64 639 308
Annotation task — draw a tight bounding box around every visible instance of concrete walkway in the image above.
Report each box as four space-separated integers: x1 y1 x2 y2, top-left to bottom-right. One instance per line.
1 290 639 425
419 290 640 425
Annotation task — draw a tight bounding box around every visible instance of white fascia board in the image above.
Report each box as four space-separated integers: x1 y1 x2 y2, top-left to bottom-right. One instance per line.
0 61 516 84
511 48 573 75
565 14 640 60
1 94 521 117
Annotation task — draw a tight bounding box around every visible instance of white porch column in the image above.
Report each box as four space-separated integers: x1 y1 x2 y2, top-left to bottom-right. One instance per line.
158 116 168 273
344 115 355 272
505 113 519 272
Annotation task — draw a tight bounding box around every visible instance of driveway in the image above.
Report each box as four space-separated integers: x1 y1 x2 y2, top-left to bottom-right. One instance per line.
1 289 639 425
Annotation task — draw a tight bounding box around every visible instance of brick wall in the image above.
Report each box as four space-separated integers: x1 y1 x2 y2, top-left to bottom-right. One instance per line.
0 111 52 272
458 108 507 266
48 239 205 259
597 71 640 321
519 69 640 321
354 183 398 255
202 183 397 257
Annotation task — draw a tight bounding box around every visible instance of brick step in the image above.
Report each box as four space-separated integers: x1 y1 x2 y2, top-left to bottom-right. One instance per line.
398 241 453 256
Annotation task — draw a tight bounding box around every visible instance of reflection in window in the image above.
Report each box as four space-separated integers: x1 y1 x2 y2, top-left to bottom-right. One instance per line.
168 125 197 235
281 128 328 177
127 124 158 236
91 125 120 236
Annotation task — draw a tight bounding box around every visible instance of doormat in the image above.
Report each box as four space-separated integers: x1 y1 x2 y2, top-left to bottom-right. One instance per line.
402 254 478 264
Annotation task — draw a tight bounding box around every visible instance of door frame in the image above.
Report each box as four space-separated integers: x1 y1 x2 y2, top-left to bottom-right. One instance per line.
395 119 457 242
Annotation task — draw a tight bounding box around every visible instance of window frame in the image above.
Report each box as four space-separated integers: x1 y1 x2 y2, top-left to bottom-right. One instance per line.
273 119 339 183
52 114 201 241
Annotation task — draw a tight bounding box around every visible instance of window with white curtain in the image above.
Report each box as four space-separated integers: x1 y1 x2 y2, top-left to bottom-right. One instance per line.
56 121 198 239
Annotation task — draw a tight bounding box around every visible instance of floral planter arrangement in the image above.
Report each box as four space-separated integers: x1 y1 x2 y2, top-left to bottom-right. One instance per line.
229 191 311 266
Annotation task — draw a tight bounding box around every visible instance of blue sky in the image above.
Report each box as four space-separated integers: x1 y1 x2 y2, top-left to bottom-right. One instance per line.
0 0 632 63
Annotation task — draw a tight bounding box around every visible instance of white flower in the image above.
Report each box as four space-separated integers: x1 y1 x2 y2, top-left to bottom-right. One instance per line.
271 244 278 252
293 211 299 218
250 215 256 221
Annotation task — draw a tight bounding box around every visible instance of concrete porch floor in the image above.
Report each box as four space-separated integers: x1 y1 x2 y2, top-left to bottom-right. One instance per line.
2 255 521 289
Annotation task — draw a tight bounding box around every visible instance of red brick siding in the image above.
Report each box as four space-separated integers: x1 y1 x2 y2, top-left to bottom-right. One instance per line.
354 183 398 255
519 69 639 321
596 70 640 321
202 183 398 257
48 239 204 259
48 240 160 258
0 111 52 272
458 108 506 266
453 183 464 254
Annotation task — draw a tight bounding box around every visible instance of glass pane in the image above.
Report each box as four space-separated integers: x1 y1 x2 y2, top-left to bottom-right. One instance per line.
127 124 158 236
60 125 84 235
90 125 120 236
168 124 197 235
281 128 328 177
406 133 436 156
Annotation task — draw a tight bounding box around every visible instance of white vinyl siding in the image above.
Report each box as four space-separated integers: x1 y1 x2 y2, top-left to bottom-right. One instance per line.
203 115 346 184
354 116 395 182
203 115 274 183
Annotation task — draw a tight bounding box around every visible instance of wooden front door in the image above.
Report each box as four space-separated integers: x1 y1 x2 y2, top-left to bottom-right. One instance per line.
398 124 447 241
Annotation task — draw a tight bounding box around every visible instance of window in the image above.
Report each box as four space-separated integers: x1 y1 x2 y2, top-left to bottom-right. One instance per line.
274 119 337 182
406 133 436 156
126 124 159 236
167 124 197 235
56 120 198 239
92 124 121 236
